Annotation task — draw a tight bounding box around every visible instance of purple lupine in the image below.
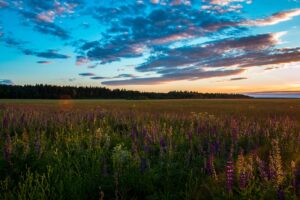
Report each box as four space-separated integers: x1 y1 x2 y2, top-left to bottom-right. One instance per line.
3 133 12 164
131 127 138 142
211 126 217 137
131 143 138 155
215 140 221 156
140 157 148 173
226 150 234 194
206 153 217 180
256 155 268 182
160 137 167 154
101 157 109 176
239 171 247 189
291 161 296 194
2 115 9 130
210 143 216 155
35 132 41 155
206 153 213 175
187 131 192 144
277 188 285 200
295 164 300 196
226 159 234 193
143 144 150 154
141 128 147 140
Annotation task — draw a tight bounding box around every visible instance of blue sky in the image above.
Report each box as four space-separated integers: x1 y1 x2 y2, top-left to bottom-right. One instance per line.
0 0 300 93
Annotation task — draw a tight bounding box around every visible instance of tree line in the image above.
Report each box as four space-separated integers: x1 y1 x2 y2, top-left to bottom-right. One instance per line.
0 85 250 99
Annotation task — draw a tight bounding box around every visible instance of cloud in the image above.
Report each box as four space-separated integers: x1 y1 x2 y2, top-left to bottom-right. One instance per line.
79 72 96 76
90 76 106 80
136 33 281 72
241 9 300 26
201 0 252 13
81 5 244 63
0 79 14 85
76 56 90 65
1 35 22 46
0 0 9 8
37 61 52 64
101 32 300 85
88 74 137 80
114 74 137 78
229 77 247 81
24 49 69 59
35 1 78 23
19 10 70 39
264 66 281 71
13 0 82 40
102 69 245 85
208 0 250 6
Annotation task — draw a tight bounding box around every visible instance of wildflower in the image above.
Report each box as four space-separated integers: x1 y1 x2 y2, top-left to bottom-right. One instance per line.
187 131 192 144
143 144 150 154
277 187 285 200
35 132 41 155
226 146 234 194
22 129 30 155
3 133 12 164
2 115 9 130
131 127 138 142
269 139 284 187
291 161 296 193
100 156 108 176
226 158 234 193
140 157 148 173
256 155 269 181
160 137 167 154
236 150 247 189
206 153 218 180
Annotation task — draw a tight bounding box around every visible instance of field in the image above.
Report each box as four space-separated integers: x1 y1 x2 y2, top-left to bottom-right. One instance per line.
1 99 300 199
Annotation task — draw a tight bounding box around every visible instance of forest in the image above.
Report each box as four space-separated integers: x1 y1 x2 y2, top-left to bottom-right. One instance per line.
0 85 250 99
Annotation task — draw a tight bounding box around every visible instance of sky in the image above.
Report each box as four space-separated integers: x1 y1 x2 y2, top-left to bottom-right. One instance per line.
0 0 300 94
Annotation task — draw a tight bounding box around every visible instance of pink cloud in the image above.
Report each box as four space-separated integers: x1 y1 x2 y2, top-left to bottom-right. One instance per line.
37 11 56 23
36 2 78 23
0 0 9 8
76 56 90 66
241 9 300 26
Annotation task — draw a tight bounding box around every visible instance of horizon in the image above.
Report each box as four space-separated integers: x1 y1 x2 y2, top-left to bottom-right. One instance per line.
1 0 300 94
2 84 300 98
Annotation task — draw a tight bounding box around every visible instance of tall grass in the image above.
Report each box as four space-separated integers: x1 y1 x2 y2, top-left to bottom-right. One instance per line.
1 100 300 199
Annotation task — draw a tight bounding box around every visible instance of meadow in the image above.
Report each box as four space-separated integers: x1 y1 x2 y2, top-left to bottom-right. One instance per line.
1 99 300 200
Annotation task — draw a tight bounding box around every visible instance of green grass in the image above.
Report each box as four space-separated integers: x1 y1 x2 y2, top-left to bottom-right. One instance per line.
1 99 300 199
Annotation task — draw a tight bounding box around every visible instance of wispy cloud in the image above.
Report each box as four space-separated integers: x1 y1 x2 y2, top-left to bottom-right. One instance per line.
229 77 248 81
0 0 9 8
0 79 14 85
241 9 300 26
79 72 96 76
24 49 70 59
102 69 245 85
37 61 52 64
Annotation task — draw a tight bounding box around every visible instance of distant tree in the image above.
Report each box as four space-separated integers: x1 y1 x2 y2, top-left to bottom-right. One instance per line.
0 85 251 99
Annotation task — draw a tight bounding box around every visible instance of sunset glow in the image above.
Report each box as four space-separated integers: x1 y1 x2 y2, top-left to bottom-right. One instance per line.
1 0 300 94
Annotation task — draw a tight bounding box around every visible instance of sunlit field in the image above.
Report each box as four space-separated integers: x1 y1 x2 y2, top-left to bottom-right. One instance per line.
1 99 300 199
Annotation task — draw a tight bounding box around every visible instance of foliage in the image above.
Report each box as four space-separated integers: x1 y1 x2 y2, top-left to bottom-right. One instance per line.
0 85 250 99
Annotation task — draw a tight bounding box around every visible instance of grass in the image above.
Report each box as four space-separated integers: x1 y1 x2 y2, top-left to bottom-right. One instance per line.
1 99 300 199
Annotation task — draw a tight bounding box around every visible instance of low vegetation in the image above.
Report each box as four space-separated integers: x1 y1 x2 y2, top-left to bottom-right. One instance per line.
1 99 300 199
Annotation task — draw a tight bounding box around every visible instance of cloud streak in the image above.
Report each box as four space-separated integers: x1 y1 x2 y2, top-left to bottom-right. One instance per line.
24 49 70 59
241 9 300 26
